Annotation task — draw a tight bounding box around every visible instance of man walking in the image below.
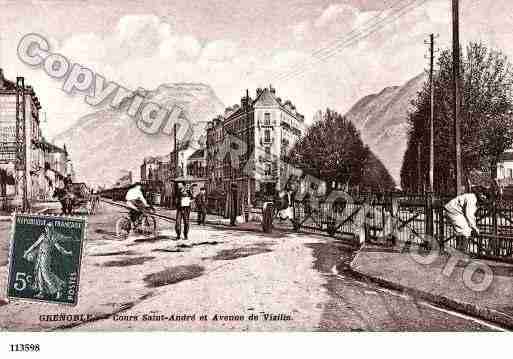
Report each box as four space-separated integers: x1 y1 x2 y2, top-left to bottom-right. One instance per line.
175 182 192 240
196 187 207 225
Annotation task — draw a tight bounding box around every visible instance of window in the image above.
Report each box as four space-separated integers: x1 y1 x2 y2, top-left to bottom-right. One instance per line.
264 130 270 142
509 169 513 178
264 163 271 176
264 113 271 125
265 146 271 160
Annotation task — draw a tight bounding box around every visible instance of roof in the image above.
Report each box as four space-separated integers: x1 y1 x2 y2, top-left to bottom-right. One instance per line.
253 88 280 107
0 69 41 110
40 139 67 154
0 69 16 91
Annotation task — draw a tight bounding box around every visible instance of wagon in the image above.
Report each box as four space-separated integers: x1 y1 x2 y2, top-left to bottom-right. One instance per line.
54 182 97 215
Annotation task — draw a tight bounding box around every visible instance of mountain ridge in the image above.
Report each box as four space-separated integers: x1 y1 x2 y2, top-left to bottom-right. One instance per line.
344 73 426 185
53 83 225 187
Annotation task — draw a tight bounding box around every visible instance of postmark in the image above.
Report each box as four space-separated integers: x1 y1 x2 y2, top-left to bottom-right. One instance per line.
6 214 87 306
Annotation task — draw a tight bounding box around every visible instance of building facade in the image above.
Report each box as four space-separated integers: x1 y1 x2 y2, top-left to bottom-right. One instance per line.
0 69 43 203
139 141 206 207
0 69 75 204
206 85 306 205
39 139 74 199
187 149 207 179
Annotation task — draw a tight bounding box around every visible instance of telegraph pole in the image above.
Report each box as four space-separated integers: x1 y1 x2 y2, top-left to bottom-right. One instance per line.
15 77 28 212
429 33 436 193
174 123 178 178
417 141 422 193
452 0 462 194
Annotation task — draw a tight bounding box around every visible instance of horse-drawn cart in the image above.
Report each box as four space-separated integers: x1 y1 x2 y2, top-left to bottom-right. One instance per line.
54 182 96 215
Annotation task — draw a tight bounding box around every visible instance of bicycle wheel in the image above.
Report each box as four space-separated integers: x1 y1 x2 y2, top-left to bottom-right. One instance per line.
140 214 157 237
115 216 132 239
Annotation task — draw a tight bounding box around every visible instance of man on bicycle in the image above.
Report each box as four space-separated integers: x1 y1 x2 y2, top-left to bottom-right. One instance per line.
444 185 491 252
125 183 153 225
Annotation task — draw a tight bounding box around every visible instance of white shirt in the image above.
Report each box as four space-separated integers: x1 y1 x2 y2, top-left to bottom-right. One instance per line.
444 193 478 230
125 187 148 206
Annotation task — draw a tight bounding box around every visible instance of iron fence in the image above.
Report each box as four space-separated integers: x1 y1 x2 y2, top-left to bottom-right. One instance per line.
289 191 513 262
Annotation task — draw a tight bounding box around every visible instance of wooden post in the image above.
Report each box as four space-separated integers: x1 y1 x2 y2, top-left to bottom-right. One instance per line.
429 33 436 193
417 141 422 193
492 200 498 256
426 192 434 241
437 204 445 253
452 0 463 194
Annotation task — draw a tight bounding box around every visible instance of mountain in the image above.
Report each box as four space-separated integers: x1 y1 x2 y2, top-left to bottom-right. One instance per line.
344 73 426 185
53 83 225 187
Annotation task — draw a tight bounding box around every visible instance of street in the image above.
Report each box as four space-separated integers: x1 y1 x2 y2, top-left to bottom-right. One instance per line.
0 202 501 331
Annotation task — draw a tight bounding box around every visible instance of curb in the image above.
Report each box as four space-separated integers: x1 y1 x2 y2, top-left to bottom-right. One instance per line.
348 263 513 330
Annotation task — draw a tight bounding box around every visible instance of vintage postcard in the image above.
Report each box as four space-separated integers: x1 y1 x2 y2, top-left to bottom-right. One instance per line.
0 0 513 337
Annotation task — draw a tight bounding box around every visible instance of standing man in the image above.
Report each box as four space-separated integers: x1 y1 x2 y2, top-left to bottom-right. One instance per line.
175 182 192 240
196 187 207 225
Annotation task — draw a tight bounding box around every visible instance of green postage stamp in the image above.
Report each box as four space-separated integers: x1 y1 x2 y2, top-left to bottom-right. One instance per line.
6 214 87 306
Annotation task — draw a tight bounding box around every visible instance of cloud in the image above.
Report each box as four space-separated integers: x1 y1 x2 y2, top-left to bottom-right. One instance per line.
314 4 359 28
159 35 202 61
199 40 239 63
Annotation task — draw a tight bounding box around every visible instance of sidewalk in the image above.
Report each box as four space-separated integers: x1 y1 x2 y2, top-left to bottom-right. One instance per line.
0 201 60 221
350 243 513 328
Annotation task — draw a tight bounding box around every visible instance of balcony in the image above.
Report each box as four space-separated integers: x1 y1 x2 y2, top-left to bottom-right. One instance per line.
260 137 274 146
258 119 276 128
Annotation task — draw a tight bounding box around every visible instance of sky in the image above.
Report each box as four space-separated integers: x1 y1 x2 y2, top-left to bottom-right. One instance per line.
1 0 513 137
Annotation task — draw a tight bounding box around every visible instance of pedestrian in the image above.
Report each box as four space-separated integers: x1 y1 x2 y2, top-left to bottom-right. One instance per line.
444 186 490 253
175 182 192 240
196 187 207 225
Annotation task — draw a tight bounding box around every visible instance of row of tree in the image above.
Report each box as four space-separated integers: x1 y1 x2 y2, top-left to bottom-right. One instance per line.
401 42 513 193
287 108 395 192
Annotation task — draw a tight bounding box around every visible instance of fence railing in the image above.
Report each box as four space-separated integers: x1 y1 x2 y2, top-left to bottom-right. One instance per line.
290 191 513 262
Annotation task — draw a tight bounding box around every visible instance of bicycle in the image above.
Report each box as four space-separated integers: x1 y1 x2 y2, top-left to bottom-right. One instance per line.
115 208 157 239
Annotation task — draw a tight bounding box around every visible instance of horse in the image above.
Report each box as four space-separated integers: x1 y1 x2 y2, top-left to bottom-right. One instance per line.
53 187 74 215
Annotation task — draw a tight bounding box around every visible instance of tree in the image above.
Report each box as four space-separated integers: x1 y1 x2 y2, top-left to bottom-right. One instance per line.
289 109 395 192
401 42 513 193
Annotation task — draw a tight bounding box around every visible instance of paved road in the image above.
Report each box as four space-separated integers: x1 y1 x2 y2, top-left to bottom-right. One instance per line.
0 202 501 331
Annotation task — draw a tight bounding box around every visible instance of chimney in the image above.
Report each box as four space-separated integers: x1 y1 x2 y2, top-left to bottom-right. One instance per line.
0 68 4 89
241 89 250 108
269 84 275 94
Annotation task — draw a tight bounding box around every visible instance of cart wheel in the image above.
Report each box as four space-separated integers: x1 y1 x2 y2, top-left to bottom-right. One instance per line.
115 216 131 239
141 214 157 237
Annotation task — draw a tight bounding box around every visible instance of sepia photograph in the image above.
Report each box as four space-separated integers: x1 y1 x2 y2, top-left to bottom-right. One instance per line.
0 1 513 348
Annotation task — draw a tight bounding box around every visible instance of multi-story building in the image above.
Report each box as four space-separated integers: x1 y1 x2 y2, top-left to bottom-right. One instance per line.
0 68 44 203
39 139 74 199
0 69 76 204
187 148 207 179
139 141 204 207
141 156 162 182
206 85 306 205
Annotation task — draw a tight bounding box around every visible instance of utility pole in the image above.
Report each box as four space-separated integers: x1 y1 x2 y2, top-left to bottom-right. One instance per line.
452 0 462 194
15 77 28 212
174 123 178 178
417 141 422 193
428 33 436 193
